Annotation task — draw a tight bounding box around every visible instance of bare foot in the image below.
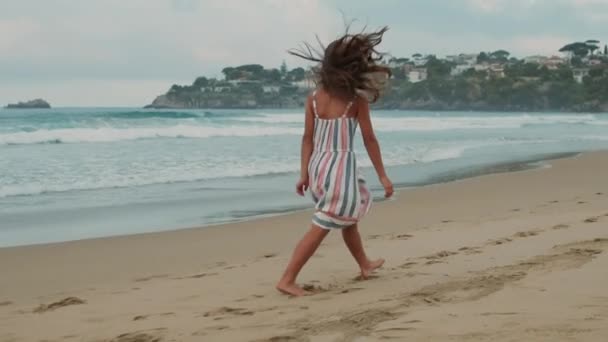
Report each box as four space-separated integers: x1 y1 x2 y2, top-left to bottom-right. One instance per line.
276 282 311 297
360 258 385 279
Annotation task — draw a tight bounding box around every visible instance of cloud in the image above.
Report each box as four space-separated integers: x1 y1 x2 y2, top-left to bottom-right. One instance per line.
3 0 608 105
0 0 339 81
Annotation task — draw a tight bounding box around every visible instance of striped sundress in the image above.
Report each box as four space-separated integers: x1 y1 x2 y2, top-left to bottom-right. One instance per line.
309 91 372 230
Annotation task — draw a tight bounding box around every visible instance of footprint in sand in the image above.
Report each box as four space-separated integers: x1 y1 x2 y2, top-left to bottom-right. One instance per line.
203 307 254 318
302 284 332 293
489 237 513 245
134 274 169 283
0 301 13 307
480 312 519 316
399 261 418 269
109 330 165 342
578 201 587 204
584 217 599 223
425 250 457 259
263 253 277 258
393 234 413 240
553 224 570 230
258 336 299 342
176 272 219 280
341 287 364 294
513 230 541 238
459 246 483 255
133 313 175 321
33 297 85 313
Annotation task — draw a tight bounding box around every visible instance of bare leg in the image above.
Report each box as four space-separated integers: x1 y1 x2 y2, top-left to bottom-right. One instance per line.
342 224 384 279
276 224 329 296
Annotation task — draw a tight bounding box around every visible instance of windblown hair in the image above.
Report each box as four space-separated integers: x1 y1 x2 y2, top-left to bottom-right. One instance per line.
289 26 391 103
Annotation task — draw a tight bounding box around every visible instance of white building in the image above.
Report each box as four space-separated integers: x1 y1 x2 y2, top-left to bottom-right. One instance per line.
387 58 409 68
542 56 566 70
489 64 505 78
210 86 231 93
408 68 428 83
573 68 590 84
262 85 281 93
451 64 473 76
524 55 548 64
474 63 490 72
227 79 260 86
412 55 428 67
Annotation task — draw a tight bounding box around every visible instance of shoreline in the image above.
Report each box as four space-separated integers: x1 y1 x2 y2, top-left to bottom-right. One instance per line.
0 151 582 250
1 151 607 341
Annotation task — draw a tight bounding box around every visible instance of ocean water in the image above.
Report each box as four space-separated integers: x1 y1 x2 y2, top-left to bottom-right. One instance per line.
1 108 607 247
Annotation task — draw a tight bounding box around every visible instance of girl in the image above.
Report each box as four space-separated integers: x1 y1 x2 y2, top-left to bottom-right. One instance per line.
277 27 394 296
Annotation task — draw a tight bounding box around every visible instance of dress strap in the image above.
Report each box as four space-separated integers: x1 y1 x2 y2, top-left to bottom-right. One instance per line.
341 99 354 118
311 90 319 117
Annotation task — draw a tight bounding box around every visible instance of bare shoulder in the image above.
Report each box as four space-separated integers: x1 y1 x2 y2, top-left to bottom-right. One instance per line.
354 94 370 117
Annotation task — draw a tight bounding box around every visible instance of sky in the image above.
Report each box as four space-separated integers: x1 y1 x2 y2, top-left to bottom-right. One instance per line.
2 0 608 106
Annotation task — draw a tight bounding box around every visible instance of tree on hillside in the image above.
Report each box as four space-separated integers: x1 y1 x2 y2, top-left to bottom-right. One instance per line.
425 56 451 78
477 52 490 63
280 61 288 77
222 67 240 80
559 42 596 59
169 84 184 93
264 68 282 82
585 40 600 55
192 77 209 88
490 50 510 62
604 44 608 55
287 67 306 82
236 64 265 74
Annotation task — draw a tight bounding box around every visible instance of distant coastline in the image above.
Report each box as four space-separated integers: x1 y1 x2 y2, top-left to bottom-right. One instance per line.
5 99 51 109
146 42 608 112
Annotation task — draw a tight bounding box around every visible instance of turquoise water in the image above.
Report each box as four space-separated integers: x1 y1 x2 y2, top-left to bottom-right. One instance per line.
1 108 607 247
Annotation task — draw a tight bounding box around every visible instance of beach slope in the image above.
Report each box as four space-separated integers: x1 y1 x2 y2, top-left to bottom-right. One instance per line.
1 152 607 341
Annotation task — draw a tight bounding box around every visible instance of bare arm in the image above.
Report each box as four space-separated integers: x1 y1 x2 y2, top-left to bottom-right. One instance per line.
296 94 315 196
357 97 393 197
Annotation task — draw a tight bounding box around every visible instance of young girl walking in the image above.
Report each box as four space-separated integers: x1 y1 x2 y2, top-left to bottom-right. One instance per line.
277 27 394 296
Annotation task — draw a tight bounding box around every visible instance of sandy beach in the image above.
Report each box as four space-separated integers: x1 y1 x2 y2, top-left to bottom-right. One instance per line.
1 151 607 342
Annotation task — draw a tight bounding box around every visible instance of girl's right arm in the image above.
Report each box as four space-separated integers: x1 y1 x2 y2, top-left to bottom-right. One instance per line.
296 94 315 196
357 97 394 198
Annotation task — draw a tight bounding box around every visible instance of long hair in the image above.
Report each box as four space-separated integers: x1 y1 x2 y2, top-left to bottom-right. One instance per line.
289 26 391 103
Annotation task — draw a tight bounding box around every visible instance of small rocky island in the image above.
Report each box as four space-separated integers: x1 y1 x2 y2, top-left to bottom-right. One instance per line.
5 99 51 109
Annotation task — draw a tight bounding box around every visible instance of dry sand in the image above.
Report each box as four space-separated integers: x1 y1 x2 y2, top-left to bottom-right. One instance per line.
1 152 607 342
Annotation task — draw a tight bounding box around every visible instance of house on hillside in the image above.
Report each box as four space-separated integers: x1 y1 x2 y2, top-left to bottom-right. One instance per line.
387 58 410 68
489 64 505 78
541 56 566 70
228 79 260 86
407 68 428 83
292 76 316 90
451 64 473 76
474 63 490 72
449 53 477 76
262 85 281 93
573 68 590 84
524 55 548 64
412 55 429 67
